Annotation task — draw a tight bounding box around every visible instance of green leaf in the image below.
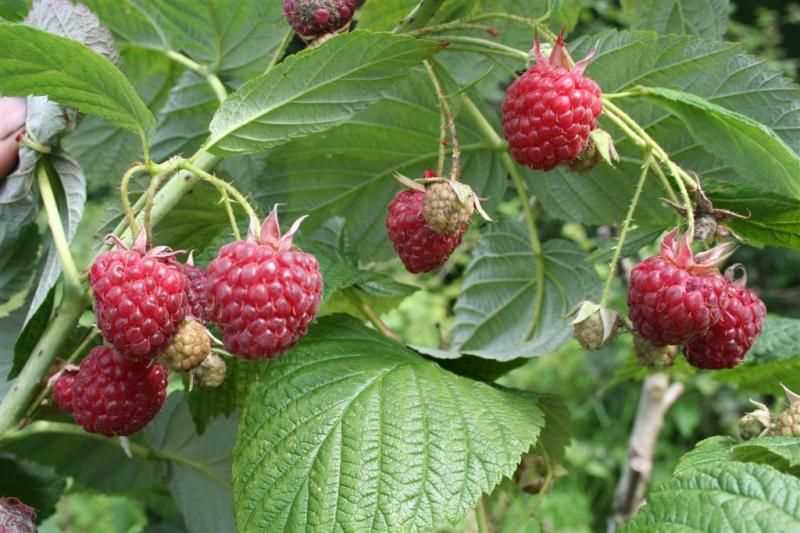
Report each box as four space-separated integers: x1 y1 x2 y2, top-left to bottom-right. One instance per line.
234 314 547 532
624 462 800 532
243 76 506 262
152 181 231 253
734 437 800 473
357 0 419 31
448 223 601 361
83 0 287 80
621 0 731 40
187 358 257 435
0 224 40 305
0 0 27 21
0 454 65 522
206 31 442 156
673 436 737 477
637 85 800 199
713 316 800 393
0 22 155 140
145 395 236 533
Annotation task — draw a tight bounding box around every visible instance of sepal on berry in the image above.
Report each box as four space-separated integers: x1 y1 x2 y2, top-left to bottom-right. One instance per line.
633 334 678 370
738 400 772 440
192 353 226 388
570 301 620 351
248 205 308 253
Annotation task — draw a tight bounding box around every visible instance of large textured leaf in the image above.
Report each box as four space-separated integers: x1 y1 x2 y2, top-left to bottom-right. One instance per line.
241 74 505 262
234 315 547 532
623 462 800 532
145 395 237 533
206 31 442 155
528 32 800 243
638 86 800 199
713 317 800 393
621 0 731 40
674 436 800 477
357 0 419 31
448 223 601 361
0 22 155 140
82 0 286 79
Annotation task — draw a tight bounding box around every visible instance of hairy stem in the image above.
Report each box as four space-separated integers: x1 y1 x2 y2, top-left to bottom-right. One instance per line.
347 290 402 342
119 164 147 241
600 154 651 308
220 187 242 241
424 60 460 180
165 50 227 103
36 162 81 292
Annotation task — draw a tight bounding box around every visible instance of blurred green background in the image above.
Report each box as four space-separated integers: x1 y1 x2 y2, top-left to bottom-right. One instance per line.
14 0 800 532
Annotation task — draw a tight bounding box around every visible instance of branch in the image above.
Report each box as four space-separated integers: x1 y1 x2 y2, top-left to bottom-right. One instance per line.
608 373 684 532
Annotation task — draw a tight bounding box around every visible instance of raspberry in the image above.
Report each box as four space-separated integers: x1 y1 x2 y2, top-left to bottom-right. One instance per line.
628 231 732 346
207 206 322 359
386 188 465 273
769 387 800 437
502 34 602 171
683 273 766 370
571 301 619 351
738 401 771 440
90 236 187 361
71 346 167 436
422 181 474 235
0 498 36 533
181 262 211 323
633 334 677 370
161 319 211 371
192 353 226 388
0 96 26 178
283 0 359 38
53 368 78 412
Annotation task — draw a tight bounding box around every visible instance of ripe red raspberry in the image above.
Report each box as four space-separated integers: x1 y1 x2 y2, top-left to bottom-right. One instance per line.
52 368 78 412
0 498 36 533
71 346 167 436
502 34 603 171
207 207 323 359
628 231 734 346
386 188 466 273
684 269 766 370
180 261 211 323
90 236 187 361
283 0 359 38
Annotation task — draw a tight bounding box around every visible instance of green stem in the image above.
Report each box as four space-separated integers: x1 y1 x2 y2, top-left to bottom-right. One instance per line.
461 95 545 339
424 60 460 180
219 187 241 241
599 154 651 308
475 494 492 533
143 171 164 246
165 50 227 103
119 164 147 241
0 421 230 488
442 36 529 61
179 159 260 231
0 294 87 431
471 11 556 40
37 162 82 291
412 22 497 36
393 0 443 33
346 290 401 342
268 29 294 73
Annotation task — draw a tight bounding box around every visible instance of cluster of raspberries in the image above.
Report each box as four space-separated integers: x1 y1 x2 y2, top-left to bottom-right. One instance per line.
53 207 322 436
628 231 766 369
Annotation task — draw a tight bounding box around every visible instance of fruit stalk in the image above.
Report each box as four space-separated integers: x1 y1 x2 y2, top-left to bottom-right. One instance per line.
164 50 227 103
424 60 461 180
599 153 651 307
36 161 81 292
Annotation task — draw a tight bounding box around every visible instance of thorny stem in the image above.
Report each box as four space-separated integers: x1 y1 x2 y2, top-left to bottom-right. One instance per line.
179 160 260 231
119 164 148 241
0 421 230 488
461 95 545 339
165 50 227 103
36 162 82 292
600 153 652 308
424 60 460 180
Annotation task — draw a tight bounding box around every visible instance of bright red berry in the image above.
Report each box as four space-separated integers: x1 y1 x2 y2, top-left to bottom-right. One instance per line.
0 498 36 533
628 230 734 346
386 188 466 273
207 207 323 359
180 262 211 323
283 0 359 38
71 346 167 436
684 270 766 370
52 368 78 412
89 236 187 361
502 34 603 171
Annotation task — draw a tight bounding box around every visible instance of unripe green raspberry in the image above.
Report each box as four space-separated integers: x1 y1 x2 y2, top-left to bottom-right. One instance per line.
633 334 677 370
192 353 226 388
161 320 211 371
422 181 473 235
571 302 619 351
771 403 800 437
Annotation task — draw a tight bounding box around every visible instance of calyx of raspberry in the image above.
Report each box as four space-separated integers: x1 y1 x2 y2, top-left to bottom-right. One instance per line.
248 205 308 253
738 400 772 440
570 301 620 351
531 31 596 73
659 229 736 275
106 231 183 261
